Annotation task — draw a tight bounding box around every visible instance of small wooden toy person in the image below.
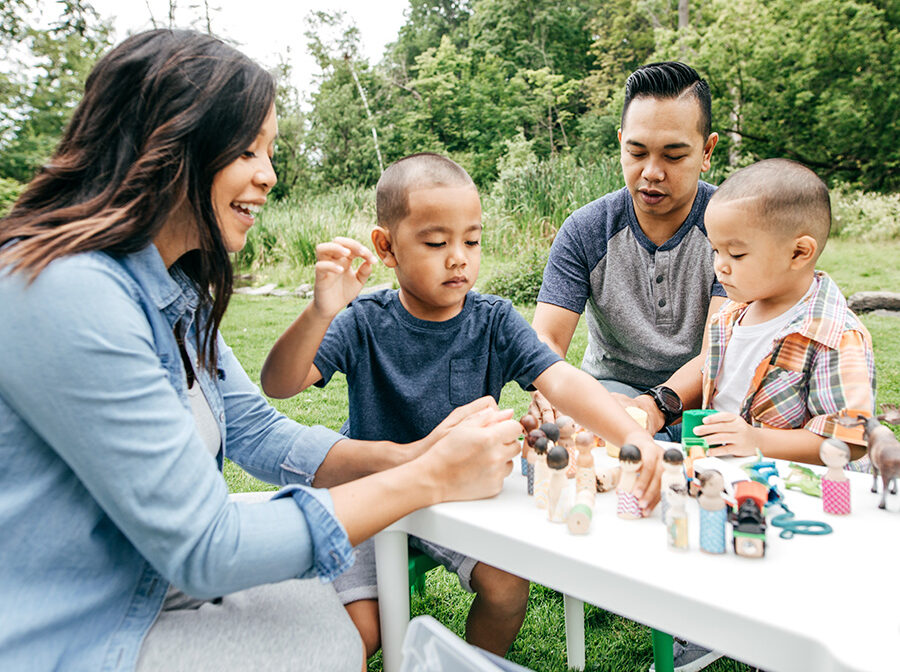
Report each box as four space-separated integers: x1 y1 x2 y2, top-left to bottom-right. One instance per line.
568 489 595 535
697 470 727 554
616 444 642 520
555 415 577 478
574 431 597 496
533 436 552 509
820 438 851 515
547 444 570 522
524 428 545 496
519 414 539 476
665 484 689 550
595 464 621 493
660 448 686 525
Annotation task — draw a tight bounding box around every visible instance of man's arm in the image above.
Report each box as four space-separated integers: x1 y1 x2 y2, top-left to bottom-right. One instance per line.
626 296 727 433
529 302 581 422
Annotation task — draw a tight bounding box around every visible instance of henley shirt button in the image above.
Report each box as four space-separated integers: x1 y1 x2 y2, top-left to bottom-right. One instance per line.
656 274 664 283
658 298 666 307
219 412 225 421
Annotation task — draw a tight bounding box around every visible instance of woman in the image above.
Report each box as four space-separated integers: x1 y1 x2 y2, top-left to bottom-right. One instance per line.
0 30 520 671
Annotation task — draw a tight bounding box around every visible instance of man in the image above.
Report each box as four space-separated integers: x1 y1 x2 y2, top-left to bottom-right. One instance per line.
532 62 726 447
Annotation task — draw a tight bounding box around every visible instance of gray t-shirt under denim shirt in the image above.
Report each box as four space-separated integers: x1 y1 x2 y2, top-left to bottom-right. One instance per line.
314 289 562 444
538 182 725 391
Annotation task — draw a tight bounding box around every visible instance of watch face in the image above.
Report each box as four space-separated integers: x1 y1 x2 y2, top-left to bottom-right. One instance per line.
656 386 682 413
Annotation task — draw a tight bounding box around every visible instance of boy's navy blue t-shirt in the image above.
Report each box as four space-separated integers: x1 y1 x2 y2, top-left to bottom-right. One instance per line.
313 289 562 443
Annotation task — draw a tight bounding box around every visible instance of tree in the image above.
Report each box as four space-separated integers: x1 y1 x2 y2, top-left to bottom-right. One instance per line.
654 0 900 189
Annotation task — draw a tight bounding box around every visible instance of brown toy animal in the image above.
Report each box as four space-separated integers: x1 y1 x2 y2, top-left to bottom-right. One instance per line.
861 416 900 509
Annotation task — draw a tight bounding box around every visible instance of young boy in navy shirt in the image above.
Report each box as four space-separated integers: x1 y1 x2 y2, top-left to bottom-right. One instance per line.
262 152 662 661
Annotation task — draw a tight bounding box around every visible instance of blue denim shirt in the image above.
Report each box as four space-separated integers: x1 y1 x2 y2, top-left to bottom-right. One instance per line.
0 244 355 671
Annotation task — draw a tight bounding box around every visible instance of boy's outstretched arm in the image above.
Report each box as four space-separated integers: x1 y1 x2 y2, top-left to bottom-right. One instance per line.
261 237 376 399
533 361 663 513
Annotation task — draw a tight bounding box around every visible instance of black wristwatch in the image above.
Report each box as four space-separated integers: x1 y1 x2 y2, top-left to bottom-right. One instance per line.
644 385 683 427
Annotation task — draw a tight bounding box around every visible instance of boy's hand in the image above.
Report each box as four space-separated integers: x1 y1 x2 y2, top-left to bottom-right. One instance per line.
312 237 377 319
626 433 664 515
694 412 759 457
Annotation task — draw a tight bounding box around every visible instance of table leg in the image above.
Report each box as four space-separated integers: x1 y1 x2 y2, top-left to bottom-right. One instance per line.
651 629 675 672
563 594 585 671
375 529 410 672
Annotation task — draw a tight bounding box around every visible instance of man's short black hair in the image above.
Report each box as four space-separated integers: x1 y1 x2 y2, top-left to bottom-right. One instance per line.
621 62 712 138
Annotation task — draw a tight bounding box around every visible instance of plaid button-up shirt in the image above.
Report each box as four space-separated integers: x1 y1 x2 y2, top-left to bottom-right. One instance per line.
701 272 875 446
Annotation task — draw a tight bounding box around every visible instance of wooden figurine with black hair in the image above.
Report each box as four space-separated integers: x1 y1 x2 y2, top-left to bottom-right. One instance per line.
547 443 570 522
660 448 686 525
524 428 545 496
533 436 551 509
697 470 727 554
820 438 851 515
616 444 642 520
555 415 577 478
519 414 539 477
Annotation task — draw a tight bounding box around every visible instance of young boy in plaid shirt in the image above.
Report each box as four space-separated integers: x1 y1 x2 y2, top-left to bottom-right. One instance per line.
689 158 875 464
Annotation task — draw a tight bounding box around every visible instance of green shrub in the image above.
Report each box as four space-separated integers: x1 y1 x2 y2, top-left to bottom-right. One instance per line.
831 186 900 241
0 178 24 216
483 250 549 304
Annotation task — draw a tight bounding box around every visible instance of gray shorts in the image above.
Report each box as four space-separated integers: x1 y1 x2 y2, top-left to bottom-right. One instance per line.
332 536 478 604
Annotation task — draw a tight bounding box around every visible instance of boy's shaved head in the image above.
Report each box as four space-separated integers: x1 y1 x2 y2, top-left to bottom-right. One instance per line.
710 159 831 250
376 153 475 228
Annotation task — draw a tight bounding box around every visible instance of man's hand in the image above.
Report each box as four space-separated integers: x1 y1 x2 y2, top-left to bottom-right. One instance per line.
312 237 377 320
528 389 557 425
694 412 760 457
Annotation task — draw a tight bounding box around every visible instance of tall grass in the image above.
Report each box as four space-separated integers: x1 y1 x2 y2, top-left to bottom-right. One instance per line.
233 157 900 281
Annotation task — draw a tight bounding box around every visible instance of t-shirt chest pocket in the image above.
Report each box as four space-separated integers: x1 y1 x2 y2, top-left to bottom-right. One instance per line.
449 355 490 405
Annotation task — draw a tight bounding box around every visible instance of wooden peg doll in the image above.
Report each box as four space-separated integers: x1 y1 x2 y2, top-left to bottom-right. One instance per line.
616 444 642 520
519 414 539 476
697 470 727 554
533 436 551 509
547 444 570 522
555 415 577 478
820 438 851 515
540 421 560 444
574 431 597 496
665 484 689 550
524 428 545 496
595 464 621 493
660 448 686 525
567 489 595 535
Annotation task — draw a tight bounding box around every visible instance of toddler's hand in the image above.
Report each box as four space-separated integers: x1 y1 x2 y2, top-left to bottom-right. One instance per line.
312 237 376 319
695 412 759 457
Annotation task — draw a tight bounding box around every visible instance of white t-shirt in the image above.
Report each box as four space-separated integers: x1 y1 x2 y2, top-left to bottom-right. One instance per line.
713 282 815 414
187 379 221 457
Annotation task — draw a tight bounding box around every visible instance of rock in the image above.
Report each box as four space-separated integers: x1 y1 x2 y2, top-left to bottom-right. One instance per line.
847 291 900 313
234 283 277 296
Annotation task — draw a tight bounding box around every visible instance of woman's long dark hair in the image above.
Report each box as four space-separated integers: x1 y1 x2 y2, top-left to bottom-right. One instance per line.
0 29 276 372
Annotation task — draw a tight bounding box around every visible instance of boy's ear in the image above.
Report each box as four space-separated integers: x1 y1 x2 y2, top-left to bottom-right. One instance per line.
790 234 818 267
371 226 397 267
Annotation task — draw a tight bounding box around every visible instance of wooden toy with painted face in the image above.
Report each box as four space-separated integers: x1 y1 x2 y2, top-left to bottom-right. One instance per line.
660 448 686 524
665 484 689 550
533 436 551 509
547 443 570 522
697 470 727 554
574 431 597 495
820 437 851 515
555 415 577 478
616 444 642 520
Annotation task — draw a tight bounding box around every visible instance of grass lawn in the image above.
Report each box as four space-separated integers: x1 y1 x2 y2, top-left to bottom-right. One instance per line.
220 238 900 671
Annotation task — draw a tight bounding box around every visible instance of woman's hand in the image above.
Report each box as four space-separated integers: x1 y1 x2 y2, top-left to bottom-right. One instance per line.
312 237 377 320
694 412 760 457
424 409 523 503
409 396 503 459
